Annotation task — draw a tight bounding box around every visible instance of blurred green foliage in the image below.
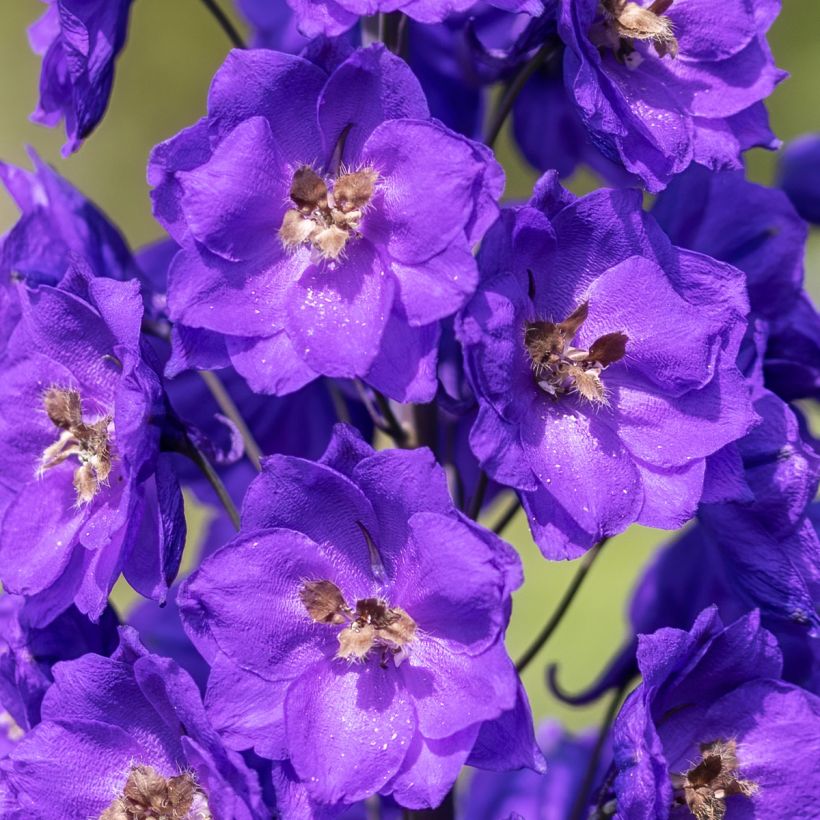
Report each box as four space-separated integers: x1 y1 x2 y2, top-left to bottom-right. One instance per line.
0 0 817 732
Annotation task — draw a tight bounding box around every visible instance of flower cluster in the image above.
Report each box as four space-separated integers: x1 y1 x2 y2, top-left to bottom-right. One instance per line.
1 0 818 817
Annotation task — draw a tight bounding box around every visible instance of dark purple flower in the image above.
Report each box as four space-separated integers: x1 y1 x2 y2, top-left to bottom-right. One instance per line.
149 45 503 401
284 0 543 38
778 133 820 224
0 265 185 625
0 150 138 289
610 607 820 818
28 0 134 155
0 627 266 818
457 173 755 559
463 721 609 819
653 165 820 401
558 0 785 191
178 425 541 811
236 0 311 51
0 596 119 734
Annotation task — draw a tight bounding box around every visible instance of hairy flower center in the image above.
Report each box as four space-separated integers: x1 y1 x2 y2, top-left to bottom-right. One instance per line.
300 579 417 667
524 301 627 404
592 0 678 67
670 739 758 820
39 387 112 505
99 765 212 820
279 165 378 261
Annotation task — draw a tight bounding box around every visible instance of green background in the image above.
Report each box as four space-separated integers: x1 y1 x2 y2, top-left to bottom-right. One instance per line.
0 0 817 732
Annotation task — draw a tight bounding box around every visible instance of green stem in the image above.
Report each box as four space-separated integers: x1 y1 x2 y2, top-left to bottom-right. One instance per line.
198 370 263 472
198 0 246 49
515 538 608 673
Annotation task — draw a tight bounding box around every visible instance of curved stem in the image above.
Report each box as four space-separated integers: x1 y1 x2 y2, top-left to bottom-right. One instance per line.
515 537 609 673
467 471 489 520
484 40 558 148
198 0 246 49
368 386 410 448
569 681 628 820
186 437 241 531
198 370 263 472
492 495 522 535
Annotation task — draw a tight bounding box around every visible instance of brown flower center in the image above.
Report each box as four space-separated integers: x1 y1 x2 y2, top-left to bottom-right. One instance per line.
39 387 112 505
671 739 758 820
592 0 678 67
99 765 211 820
524 301 627 404
279 165 378 261
300 579 417 668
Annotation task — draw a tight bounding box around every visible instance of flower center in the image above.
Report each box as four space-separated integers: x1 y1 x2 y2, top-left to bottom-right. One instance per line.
591 0 678 67
524 301 627 404
100 765 212 820
671 739 758 820
300 579 417 668
279 165 378 261
39 387 112 505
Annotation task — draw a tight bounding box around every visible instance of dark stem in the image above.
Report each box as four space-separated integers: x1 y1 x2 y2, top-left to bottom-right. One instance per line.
412 403 439 454
186 437 241 531
372 388 410 448
467 470 489 520
326 380 352 425
379 11 408 56
198 370 263 472
515 538 609 673
568 682 629 820
492 495 522 535
198 0 246 49
484 39 558 148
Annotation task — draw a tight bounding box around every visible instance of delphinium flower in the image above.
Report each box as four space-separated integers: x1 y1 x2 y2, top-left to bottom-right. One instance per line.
0 150 139 289
462 721 609 819
653 164 820 401
0 596 119 733
28 0 135 155
235 0 311 51
284 0 544 38
457 172 755 558
178 425 541 813
0 627 267 818
0 264 185 624
557 0 785 190
608 607 820 818
149 44 503 401
778 133 820 225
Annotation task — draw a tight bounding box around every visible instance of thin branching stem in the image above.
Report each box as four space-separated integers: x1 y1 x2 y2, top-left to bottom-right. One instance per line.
198 370 263 472
493 495 522 535
186 437 241 530
516 538 609 673
198 0 246 49
485 40 558 148
467 470 489 520
569 681 629 820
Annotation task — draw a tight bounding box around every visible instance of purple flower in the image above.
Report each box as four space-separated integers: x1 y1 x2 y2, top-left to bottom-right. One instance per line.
557 0 785 190
457 173 755 559
0 150 139 289
0 627 266 818
0 596 119 734
28 0 134 155
284 0 544 38
463 721 609 819
653 165 820 401
178 425 541 811
778 133 820 224
149 45 503 401
236 0 311 51
0 265 185 625
610 607 820 818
